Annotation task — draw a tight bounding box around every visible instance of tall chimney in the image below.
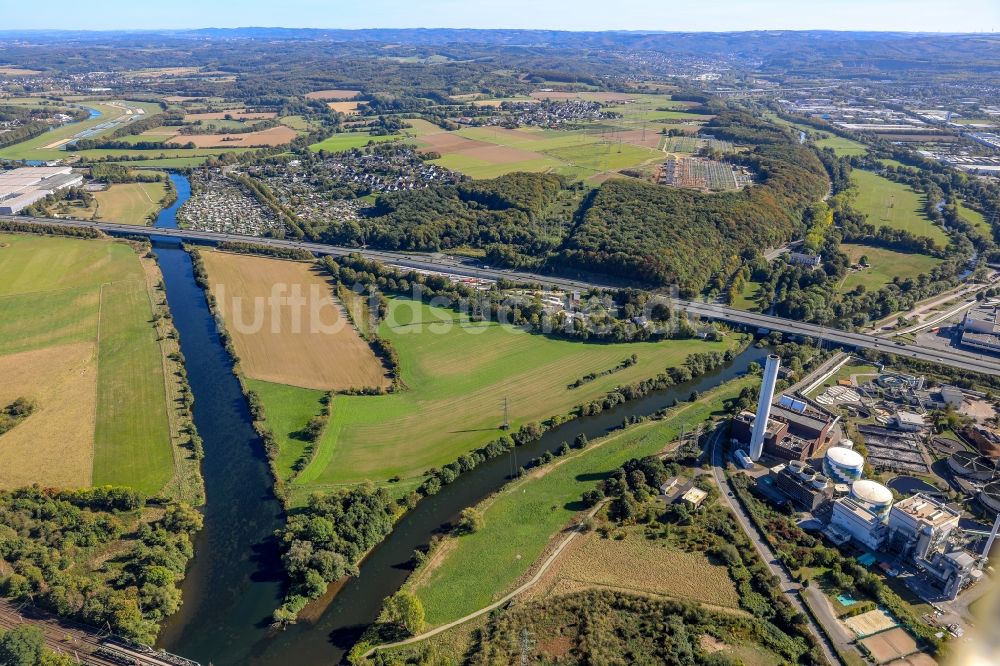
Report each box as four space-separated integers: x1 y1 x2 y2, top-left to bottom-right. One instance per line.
750 354 780 461
984 511 1000 560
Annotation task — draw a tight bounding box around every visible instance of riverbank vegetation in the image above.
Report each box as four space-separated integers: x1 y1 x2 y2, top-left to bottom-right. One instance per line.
0 487 203 645
391 375 756 629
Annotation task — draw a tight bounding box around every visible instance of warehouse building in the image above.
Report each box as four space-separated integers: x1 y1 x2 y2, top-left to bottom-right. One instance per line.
960 302 1000 354
0 166 82 214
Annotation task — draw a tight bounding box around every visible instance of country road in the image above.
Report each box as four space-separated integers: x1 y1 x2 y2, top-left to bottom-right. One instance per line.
708 426 846 666
6 215 1000 376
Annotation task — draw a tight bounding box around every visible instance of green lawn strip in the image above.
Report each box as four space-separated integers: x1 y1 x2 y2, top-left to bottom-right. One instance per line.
851 170 949 247
92 279 173 494
410 375 753 626
244 378 326 483
0 101 127 161
838 243 943 293
294 298 733 488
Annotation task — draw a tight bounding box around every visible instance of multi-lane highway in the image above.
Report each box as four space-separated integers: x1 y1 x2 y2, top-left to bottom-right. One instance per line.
6 215 1000 376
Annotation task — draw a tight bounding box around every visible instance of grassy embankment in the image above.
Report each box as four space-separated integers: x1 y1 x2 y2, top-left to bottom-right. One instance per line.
404 374 754 627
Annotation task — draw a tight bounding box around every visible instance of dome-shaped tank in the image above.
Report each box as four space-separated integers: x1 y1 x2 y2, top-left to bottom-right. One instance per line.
851 479 893 519
824 446 865 484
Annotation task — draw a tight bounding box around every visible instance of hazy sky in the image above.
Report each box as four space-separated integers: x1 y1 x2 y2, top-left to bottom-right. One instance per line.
5 0 999 32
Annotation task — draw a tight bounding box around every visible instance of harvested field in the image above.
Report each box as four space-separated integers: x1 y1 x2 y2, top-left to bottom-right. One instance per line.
859 627 921 664
171 125 298 148
182 110 277 121
615 129 665 149
526 529 742 610
887 653 937 666
305 89 361 100
0 67 41 76
845 608 898 637
418 131 542 163
0 342 97 489
327 101 362 114
200 251 390 391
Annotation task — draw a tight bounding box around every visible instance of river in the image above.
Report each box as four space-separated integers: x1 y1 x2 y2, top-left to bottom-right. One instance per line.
151 173 768 664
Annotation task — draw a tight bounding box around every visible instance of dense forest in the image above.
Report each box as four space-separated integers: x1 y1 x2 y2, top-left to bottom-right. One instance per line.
0 487 202 644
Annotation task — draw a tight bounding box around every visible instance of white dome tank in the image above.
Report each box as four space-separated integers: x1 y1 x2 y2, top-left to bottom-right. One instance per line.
824 446 865 484
850 479 893 519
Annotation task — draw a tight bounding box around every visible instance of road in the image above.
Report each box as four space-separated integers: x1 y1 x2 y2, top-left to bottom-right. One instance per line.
6 215 1000 376
708 427 844 666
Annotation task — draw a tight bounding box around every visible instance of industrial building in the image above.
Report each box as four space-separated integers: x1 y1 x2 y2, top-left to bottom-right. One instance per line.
828 497 889 550
960 302 1000 354
851 479 894 519
886 494 961 560
0 166 82 214
768 461 833 511
731 395 833 463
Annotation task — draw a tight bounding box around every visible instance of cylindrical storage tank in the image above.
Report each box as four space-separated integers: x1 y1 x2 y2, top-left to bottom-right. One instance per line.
811 473 830 490
824 446 865 484
851 479 894 520
980 480 1000 515
839 438 854 450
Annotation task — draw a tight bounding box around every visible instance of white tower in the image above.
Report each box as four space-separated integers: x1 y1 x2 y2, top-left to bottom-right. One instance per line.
984 511 1000 560
750 354 780 461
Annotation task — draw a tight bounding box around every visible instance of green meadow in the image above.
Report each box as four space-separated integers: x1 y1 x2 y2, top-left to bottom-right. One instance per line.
408 375 754 626
251 298 737 504
851 170 949 247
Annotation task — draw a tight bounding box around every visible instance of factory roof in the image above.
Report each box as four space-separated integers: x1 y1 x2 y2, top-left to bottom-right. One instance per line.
771 404 830 432
892 494 960 527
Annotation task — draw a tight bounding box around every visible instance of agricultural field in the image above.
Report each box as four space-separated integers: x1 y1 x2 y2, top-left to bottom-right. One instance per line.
838 243 943 292
198 250 390 391
257 298 739 503
851 170 950 247
92 180 171 225
405 375 754 626
415 123 666 180
304 89 361 100
0 233 176 495
815 135 868 157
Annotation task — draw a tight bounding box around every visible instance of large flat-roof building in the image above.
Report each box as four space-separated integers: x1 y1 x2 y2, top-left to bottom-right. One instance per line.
830 497 888 551
887 493 961 560
961 302 1000 354
0 166 82 214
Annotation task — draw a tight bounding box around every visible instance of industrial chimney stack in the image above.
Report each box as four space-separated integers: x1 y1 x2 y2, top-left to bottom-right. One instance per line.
750 355 780 461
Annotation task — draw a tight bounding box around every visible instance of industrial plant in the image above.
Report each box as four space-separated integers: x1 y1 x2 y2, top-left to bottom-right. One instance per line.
729 353 997 604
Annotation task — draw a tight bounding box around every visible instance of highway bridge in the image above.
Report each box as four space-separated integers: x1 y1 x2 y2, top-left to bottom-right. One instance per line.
6 215 1000 376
